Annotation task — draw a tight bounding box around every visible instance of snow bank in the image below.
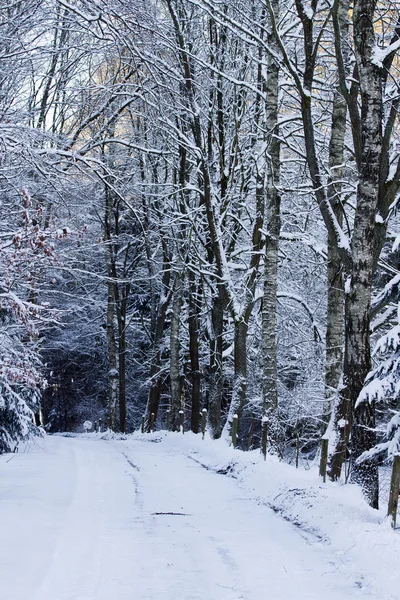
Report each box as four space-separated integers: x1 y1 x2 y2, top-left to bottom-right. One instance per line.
121 430 400 599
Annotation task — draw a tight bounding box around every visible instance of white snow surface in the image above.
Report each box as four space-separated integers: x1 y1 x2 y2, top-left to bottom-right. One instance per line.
1 432 399 600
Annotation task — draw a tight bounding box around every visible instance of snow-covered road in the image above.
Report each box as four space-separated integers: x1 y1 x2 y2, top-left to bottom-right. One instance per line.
0 435 379 600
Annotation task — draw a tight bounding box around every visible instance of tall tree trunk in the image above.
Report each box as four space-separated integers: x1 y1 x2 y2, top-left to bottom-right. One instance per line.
233 319 248 428
147 356 163 428
330 0 382 507
170 271 184 431
262 0 281 447
222 317 249 444
207 292 224 438
118 284 129 433
106 281 118 431
118 332 126 433
323 0 350 429
144 241 172 430
104 168 118 432
324 240 344 421
188 270 201 433
324 91 346 426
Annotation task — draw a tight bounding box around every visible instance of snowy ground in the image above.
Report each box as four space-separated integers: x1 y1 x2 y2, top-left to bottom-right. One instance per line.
1 432 399 600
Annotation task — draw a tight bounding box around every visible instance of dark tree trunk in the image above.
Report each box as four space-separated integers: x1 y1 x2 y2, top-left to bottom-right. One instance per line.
224 318 249 440
106 281 118 432
208 292 224 438
170 271 184 432
188 271 201 433
145 241 172 430
324 88 347 425
118 285 129 434
104 177 118 432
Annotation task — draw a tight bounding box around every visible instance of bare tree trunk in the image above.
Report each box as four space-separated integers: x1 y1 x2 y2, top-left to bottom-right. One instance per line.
324 91 346 425
324 241 344 420
207 292 224 438
147 359 162 427
233 319 248 427
222 318 250 445
330 0 382 507
106 280 118 431
262 0 281 448
104 158 118 432
145 241 172 430
117 284 129 434
170 270 184 431
118 337 126 433
188 270 201 433
323 0 349 429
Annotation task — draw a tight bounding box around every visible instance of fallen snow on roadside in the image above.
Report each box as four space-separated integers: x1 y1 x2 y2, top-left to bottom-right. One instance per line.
138 431 398 600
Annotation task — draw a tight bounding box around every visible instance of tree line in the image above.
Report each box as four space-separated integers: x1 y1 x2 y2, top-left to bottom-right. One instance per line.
1 0 400 508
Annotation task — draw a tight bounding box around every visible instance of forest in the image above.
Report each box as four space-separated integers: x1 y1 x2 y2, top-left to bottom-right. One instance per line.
1 0 400 512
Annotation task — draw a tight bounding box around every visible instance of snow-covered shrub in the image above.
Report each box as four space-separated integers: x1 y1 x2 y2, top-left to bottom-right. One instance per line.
0 189 61 452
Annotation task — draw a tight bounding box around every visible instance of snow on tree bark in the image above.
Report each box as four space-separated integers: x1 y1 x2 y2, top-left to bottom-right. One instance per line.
170 270 184 432
330 0 383 508
324 84 347 425
345 0 382 508
262 0 281 450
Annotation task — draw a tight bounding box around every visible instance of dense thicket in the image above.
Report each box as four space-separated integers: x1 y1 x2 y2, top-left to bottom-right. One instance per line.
1 0 400 508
